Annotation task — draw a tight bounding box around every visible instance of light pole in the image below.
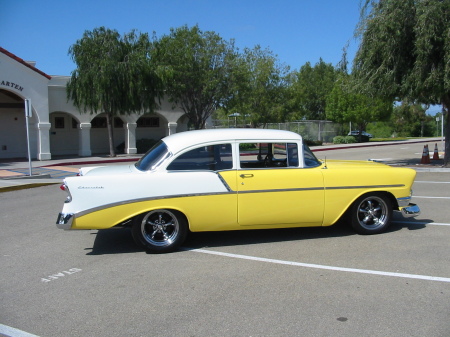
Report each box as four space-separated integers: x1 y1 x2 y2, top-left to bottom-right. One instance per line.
24 99 32 176
437 113 444 141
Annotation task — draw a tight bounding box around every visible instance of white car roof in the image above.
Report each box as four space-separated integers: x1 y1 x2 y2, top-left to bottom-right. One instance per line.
162 128 303 154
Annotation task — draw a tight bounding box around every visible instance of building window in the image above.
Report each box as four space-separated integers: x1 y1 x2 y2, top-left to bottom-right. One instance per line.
114 117 124 128
91 117 107 128
54 117 65 129
91 116 124 128
137 117 159 128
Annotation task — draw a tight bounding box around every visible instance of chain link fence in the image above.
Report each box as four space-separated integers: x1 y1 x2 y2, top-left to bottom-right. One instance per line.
210 120 344 143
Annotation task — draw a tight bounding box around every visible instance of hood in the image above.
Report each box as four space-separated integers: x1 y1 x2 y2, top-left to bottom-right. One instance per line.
79 164 136 176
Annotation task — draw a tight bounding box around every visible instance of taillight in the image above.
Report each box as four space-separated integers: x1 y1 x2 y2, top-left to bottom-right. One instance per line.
60 183 72 203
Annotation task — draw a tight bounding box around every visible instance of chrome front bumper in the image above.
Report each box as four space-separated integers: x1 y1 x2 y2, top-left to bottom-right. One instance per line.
400 203 420 218
56 213 74 230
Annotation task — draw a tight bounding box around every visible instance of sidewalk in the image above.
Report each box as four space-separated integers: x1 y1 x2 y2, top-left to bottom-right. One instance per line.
312 137 448 172
0 138 447 192
0 154 141 191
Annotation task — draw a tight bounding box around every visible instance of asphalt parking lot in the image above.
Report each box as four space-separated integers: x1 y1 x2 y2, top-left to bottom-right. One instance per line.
1 141 449 337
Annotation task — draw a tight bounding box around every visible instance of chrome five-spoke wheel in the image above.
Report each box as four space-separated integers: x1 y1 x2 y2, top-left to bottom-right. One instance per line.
351 193 392 234
132 209 187 253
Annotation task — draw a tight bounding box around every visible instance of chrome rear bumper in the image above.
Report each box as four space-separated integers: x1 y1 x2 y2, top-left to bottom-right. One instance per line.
56 213 74 230
400 203 420 218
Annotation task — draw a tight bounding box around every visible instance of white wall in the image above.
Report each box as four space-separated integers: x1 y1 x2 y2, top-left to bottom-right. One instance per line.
1 50 190 159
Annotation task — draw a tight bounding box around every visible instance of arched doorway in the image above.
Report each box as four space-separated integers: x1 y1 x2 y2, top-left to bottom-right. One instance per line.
90 114 125 154
49 112 80 156
0 89 38 159
136 113 167 143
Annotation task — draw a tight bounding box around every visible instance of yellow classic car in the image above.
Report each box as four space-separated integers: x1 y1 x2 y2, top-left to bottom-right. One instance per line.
57 129 420 253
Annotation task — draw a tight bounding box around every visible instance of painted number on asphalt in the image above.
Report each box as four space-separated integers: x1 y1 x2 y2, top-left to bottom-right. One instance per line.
41 268 82 283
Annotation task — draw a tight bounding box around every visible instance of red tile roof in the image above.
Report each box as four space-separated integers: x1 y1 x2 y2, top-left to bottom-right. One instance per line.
0 47 52 80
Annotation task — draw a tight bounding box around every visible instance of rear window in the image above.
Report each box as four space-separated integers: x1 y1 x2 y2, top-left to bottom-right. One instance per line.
135 141 171 171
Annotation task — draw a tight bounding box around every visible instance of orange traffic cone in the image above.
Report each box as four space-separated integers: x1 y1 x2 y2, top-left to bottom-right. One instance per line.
432 143 440 160
420 144 430 164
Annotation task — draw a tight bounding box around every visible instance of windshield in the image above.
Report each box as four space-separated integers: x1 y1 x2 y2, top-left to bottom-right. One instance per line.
135 140 171 171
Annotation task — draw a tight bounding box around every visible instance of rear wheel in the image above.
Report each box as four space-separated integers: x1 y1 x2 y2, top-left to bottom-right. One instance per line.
132 209 188 253
350 193 392 234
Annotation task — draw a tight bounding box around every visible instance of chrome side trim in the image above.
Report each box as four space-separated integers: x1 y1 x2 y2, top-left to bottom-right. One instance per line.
68 183 411 222
238 187 324 194
217 172 232 192
400 203 420 218
326 184 405 190
56 213 74 229
73 191 236 219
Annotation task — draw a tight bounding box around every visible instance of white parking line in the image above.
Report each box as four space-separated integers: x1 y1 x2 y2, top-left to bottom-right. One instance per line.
415 181 450 184
393 221 450 226
186 248 450 283
0 324 40 337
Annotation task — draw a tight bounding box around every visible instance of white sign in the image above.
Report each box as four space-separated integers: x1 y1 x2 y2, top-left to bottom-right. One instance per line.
24 98 32 117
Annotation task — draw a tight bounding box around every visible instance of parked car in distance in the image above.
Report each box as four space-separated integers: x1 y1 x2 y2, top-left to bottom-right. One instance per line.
57 129 420 253
348 130 373 138
348 130 373 143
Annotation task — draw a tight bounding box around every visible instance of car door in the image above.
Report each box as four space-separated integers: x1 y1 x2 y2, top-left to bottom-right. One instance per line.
236 142 324 227
165 143 239 231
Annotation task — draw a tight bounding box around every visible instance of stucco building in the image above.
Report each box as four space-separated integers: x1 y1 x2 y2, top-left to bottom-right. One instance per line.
0 47 188 160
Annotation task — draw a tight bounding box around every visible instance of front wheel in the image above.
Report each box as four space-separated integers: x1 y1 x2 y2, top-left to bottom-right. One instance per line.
350 193 392 235
132 209 188 253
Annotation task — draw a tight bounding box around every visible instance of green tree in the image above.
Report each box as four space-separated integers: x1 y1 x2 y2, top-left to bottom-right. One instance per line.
152 25 237 129
67 27 160 156
326 74 393 140
289 59 338 120
391 102 433 137
225 45 290 127
353 0 450 166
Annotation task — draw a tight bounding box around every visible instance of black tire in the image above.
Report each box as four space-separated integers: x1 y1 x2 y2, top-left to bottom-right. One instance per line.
350 193 392 235
132 209 188 253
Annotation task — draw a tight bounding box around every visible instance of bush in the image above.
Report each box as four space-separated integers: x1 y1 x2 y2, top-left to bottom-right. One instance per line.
351 135 371 143
333 136 357 144
304 139 323 146
239 143 256 150
367 122 392 138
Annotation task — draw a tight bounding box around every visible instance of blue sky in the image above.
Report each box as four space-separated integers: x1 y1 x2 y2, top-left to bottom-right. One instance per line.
1 0 361 75
1 0 442 114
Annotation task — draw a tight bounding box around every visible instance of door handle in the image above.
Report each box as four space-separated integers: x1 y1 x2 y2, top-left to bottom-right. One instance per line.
240 174 254 178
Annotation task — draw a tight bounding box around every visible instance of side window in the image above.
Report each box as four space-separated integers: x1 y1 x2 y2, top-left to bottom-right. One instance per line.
239 143 261 168
167 144 232 171
286 143 299 167
239 143 299 168
303 144 321 168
